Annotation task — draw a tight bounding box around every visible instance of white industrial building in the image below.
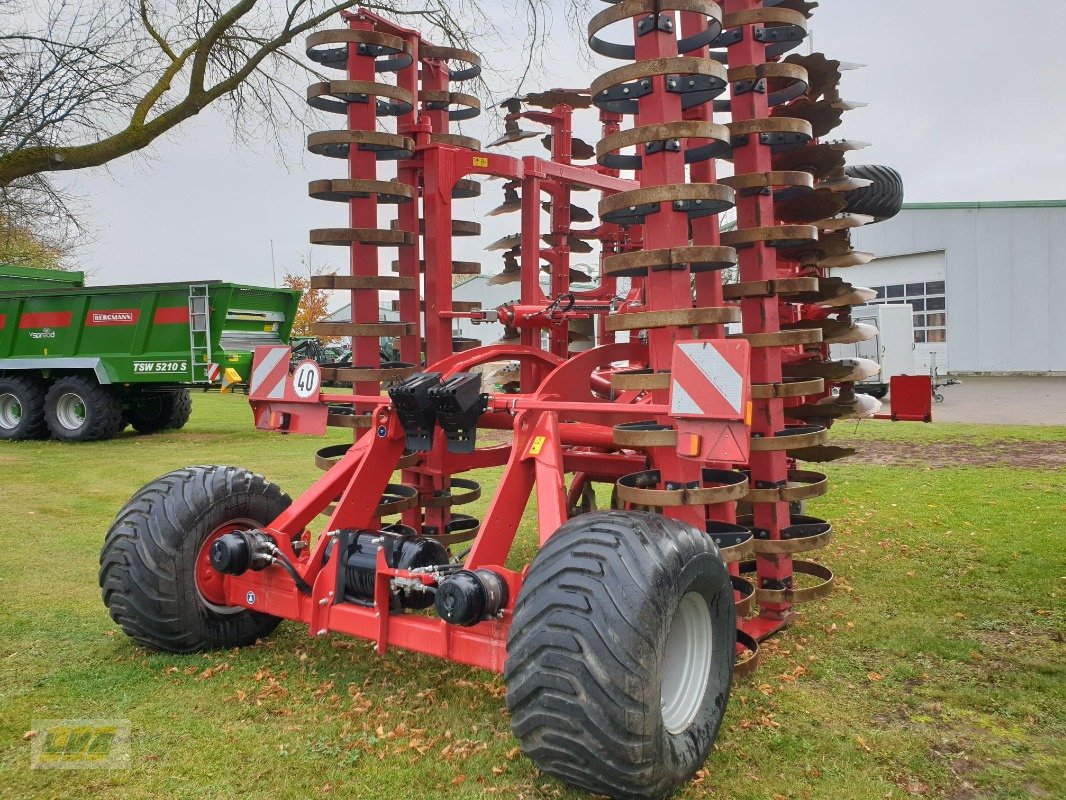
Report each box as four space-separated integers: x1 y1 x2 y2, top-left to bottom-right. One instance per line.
847 201 1066 375
325 201 1065 377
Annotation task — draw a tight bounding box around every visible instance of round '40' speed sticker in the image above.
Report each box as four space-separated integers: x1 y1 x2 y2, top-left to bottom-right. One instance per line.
292 360 321 399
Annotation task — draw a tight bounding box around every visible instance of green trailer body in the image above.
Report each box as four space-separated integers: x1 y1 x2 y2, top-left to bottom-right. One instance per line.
0 264 85 292
0 266 300 441
0 277 300 384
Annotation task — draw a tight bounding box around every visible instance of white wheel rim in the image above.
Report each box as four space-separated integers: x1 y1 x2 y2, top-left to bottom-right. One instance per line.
0 393 22 429
55 393 86 430
661 591 713 735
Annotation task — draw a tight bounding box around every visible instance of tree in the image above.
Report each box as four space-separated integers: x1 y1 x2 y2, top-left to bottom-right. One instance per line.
283 269 331 340
0 1 569 189
0 213 71 269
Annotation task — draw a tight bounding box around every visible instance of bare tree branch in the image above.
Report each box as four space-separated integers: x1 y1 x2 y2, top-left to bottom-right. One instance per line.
0 0 587 232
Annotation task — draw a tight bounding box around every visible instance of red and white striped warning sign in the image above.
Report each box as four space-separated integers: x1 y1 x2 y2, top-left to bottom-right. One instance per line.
670 340 749 420
206 363 221 382
249 345 291 399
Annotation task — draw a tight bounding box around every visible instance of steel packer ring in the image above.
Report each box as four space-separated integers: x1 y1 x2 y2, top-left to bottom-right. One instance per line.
719 170 813 196
306 80 414 116
422 477 482 508
420 89 481 121
612 421 677 448
750 378 825 399
308 178 415 204
722 224 819 249
591 57 728 114
749 425 829 452
392 218 481 237
606 305 741 332
588 0 724 61
734 628 760 677
596 120 731 170
728 328 822 348
707 522 755 564
420 45 482 81
739 514 832 554
723 276 820 299
732 576 756 617
325 413 375 430
307 130 414 160
728 61 809 106
421 513 481 546
741 559 835 605
305 29 412 72
427 132 481 151
599 182 735 225
728 117 812 154
310 227 413 248
603 245 736 277
610 369 671 392
615 469 749 507
720 7 808 58
391 259 481 275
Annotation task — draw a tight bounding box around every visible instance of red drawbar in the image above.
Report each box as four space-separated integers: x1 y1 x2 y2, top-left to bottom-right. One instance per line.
86 309 140 326
153 307 190 324
18 311 72 329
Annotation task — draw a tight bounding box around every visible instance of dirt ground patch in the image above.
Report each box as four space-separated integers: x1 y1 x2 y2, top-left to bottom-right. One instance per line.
833 438 1066 469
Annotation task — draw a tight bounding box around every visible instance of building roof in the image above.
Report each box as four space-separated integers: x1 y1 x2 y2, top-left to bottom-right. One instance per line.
902 200 1066 210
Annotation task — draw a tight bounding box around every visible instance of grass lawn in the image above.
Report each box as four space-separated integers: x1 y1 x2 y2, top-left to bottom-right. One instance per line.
0 392 1063 799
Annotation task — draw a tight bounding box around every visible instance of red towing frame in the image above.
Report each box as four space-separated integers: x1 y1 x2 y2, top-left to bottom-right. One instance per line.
206 1 896 676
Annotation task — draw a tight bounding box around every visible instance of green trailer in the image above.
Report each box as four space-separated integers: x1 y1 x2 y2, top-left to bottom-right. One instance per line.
0 265 300 441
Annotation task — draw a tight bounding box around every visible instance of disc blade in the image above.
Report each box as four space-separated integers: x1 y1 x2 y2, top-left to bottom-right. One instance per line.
522 88 593 110
819 250 876 269
820 287 878 307
816 213 875 231
825 321 879 344
486 233 522 251
541 134 595 160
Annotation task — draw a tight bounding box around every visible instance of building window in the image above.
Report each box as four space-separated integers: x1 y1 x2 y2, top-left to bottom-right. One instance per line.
866 281 947 344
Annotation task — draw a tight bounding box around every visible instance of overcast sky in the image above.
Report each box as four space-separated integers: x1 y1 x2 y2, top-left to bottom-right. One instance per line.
68 0 1066 290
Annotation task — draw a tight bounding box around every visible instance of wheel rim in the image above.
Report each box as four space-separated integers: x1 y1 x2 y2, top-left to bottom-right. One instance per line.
0 393 22 429
55 392 87 430
661 591 713 735
195 520 259 615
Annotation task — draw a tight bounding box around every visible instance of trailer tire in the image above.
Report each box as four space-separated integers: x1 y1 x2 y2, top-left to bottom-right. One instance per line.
128 388 193 433
0 374 47 441
505 511 735 800
99 465 290 653
843 164 905 221
44 375 125 442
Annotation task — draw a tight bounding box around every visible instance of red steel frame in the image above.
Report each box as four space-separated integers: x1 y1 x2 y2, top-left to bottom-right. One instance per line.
210 3 870 674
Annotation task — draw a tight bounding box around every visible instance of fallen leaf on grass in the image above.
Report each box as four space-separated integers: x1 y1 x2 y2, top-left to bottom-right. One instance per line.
312 680 335 699
855 735 871 752
868 672 885 682
22 730 36 740
507 746 521 760
451 774 466 786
